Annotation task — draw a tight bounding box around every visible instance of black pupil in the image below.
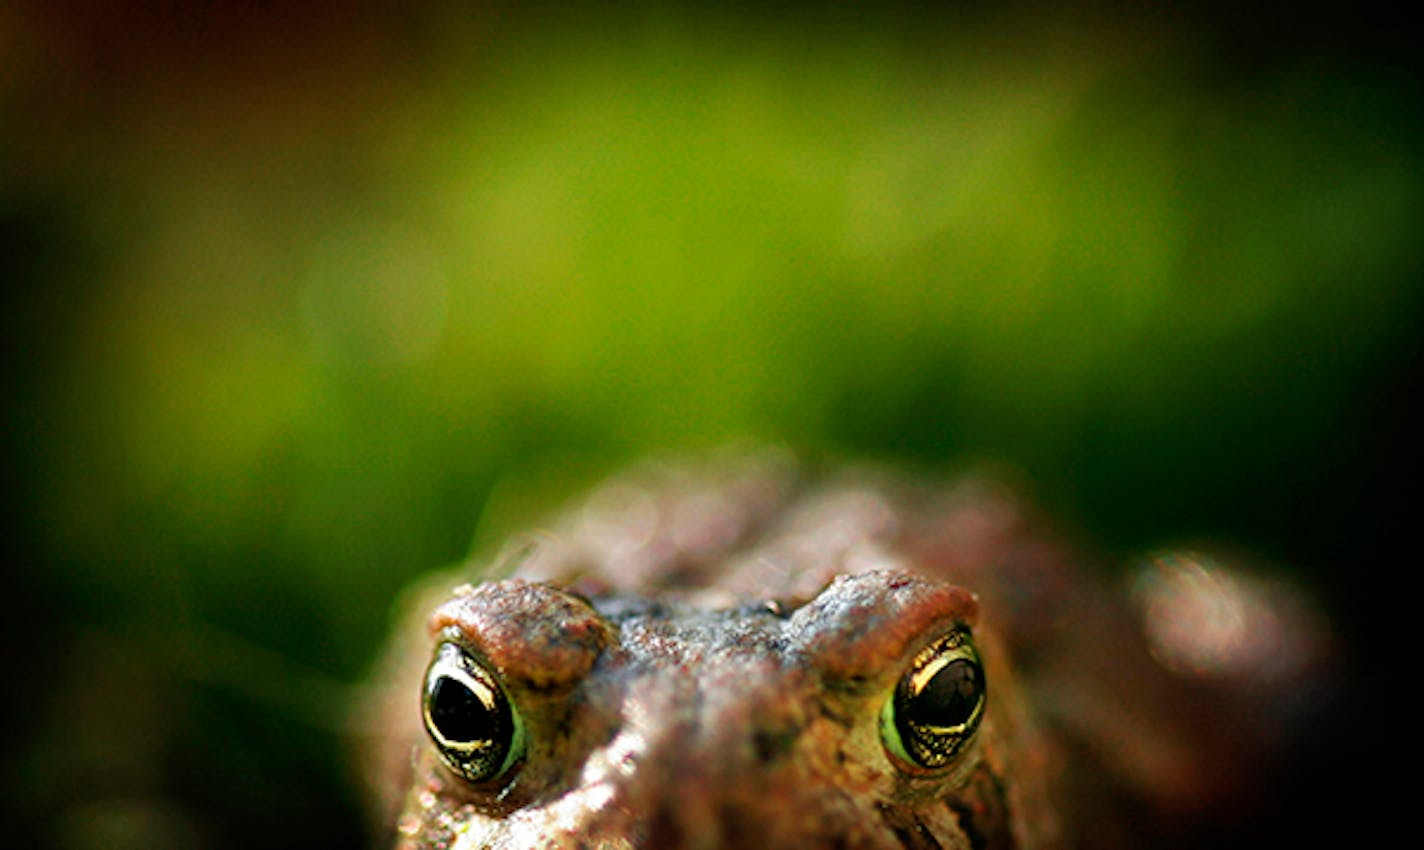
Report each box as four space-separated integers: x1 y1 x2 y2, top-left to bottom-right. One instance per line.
429 675 495 743
906 658 982 729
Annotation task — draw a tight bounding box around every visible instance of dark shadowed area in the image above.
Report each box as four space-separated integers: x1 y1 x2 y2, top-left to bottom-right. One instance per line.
3 2 1419 848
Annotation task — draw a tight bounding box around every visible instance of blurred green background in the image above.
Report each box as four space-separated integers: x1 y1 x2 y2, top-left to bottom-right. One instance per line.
3 2 1420 848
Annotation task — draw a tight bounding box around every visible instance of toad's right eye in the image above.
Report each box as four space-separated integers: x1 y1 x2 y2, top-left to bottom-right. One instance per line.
879 628 986 770
422 642 525 784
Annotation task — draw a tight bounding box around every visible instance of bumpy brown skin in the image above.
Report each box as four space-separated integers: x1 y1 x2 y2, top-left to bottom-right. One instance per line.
363 451 1296 849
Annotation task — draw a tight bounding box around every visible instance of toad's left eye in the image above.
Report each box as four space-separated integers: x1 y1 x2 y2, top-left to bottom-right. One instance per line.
880 629 986 770
422 642 525 784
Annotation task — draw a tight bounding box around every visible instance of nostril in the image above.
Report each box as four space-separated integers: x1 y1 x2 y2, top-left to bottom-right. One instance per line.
645 793 720 849
646 805 687 848
751 725 798 763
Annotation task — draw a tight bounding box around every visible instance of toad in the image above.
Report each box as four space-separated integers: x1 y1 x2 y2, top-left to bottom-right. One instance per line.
362 450 1326 849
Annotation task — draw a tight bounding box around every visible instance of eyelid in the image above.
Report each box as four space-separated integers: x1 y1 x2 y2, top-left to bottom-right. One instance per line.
428 579 616 690
788 570 979 683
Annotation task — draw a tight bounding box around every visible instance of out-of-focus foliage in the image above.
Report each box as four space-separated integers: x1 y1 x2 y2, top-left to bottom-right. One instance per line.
3 3 1419 848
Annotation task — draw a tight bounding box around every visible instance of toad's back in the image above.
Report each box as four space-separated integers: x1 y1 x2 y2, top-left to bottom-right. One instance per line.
363 451 1324 849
